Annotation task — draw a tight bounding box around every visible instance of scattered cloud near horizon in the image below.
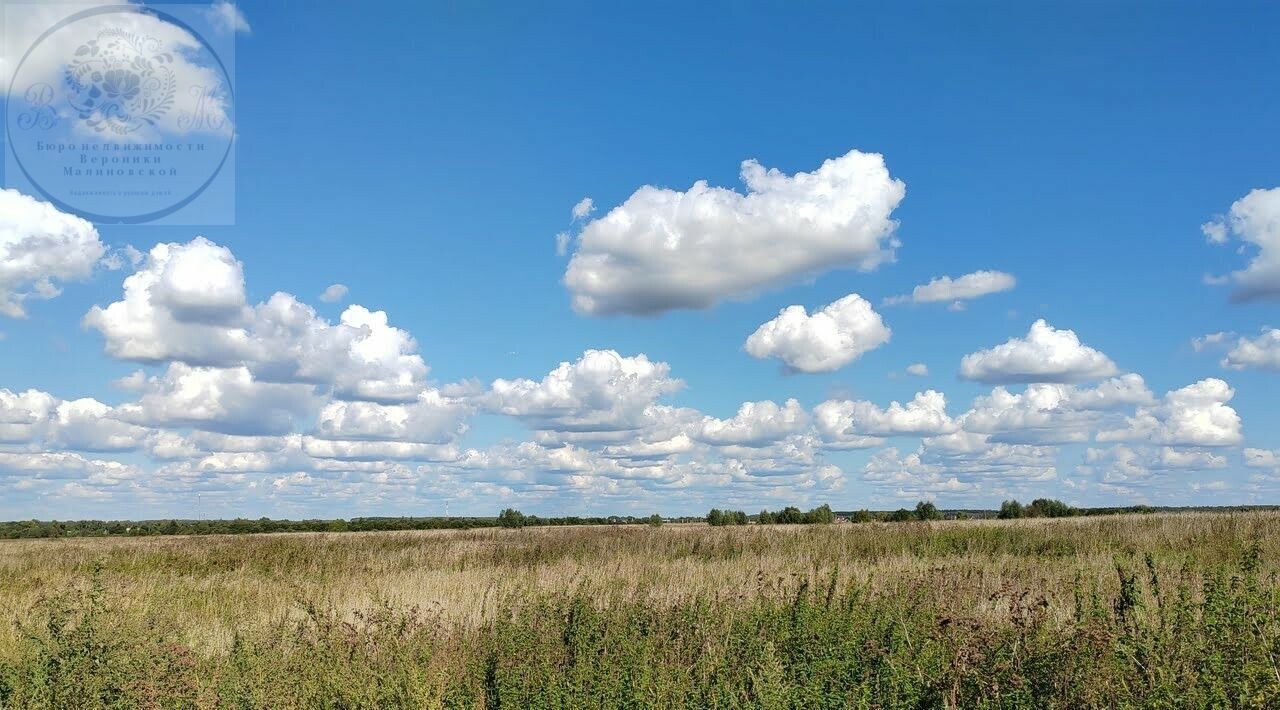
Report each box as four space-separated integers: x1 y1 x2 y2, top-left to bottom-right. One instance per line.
0 173 1276 517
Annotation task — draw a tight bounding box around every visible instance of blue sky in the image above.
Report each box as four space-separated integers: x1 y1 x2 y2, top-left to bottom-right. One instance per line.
0 1 1278 518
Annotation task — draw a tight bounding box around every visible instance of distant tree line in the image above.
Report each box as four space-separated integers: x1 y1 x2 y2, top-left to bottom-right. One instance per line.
856 501 945 523
496 508 667 529
0 517 492 539
5 503 1278 539
705 505 836 526
836 502 1280 522
0 512 665 539
849 499 1055 524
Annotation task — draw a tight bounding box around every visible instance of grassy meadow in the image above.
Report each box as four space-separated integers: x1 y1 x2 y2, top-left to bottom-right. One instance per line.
1 512 1279 708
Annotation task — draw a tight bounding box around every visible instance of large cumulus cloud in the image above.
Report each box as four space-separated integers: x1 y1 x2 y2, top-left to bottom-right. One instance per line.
0 189 105 318
563 150 905 316
84 238 430 403
1203 187 1280 302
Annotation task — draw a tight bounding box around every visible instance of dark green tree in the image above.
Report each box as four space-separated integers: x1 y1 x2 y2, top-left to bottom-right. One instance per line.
915 501 941 521
805 504 836 524
998 499 1025 519
498 508 527 528
777 506 805 524
1027 498 1076 518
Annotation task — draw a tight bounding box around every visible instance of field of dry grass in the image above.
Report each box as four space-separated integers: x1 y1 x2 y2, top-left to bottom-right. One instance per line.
2 512 1278 707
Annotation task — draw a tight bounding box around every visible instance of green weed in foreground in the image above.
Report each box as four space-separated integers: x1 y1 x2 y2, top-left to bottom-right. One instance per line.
1 518 1280 708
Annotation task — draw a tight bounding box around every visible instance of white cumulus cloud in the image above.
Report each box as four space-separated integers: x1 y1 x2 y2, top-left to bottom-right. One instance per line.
115 364 323 436
697 399 809 447
959 376 1154 445
815 390 957 448
745 294 891 373
484 350 683 433
959 319 1119 384
0 189 105 318
1221 328 1280 371
564 150 905 316
313 390 471 444
1098 379 1243 448
1202 187 1280 302
1080 445 1228 484
85 238 431 403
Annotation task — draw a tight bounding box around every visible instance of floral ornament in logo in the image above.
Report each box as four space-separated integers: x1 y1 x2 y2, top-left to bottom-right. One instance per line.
64 29 176 135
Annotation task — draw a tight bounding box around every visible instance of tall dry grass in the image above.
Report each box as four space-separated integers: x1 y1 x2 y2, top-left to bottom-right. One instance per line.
1 512 1278 707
